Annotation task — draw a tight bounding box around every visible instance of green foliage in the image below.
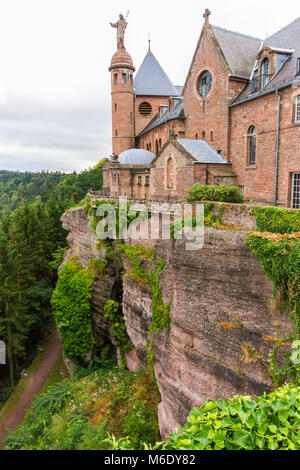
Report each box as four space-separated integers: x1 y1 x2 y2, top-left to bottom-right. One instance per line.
51 260 96 363
269 341 300 387
248 236 299 331
162 383 300 450
0 163 105 387
104 300 132 364
54 160 105 207
4 366 160 451
186 183 244 204
0 170 67 218
254 206 300 234
248 206 300 384
119 244 171 334
105 382 300 451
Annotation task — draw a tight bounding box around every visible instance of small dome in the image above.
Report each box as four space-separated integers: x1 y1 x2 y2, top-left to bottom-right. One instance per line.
109 49 135 72
118 149 154 166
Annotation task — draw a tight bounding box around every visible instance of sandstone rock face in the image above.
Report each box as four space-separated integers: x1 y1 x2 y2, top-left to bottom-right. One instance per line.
61 207 118 349
61 207 292 439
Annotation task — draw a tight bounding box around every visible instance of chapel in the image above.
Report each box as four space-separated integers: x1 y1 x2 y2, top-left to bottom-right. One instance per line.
102 10 300 208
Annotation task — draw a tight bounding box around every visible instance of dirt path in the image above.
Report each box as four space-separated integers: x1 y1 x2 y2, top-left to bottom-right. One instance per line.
0 329 62 449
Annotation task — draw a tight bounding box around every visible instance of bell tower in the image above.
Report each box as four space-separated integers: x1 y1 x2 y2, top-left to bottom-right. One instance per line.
109 14 135 155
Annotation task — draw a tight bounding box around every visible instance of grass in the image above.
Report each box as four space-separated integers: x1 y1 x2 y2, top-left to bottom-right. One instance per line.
4 365 161 450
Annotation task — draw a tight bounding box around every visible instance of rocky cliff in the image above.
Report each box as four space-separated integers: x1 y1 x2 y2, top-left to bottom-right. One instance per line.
61 205 292 438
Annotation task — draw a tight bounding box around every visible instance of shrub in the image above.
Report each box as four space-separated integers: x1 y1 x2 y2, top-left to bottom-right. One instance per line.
51 259 96 363
186 183 244 204
253 206 300 234
163 383 300 450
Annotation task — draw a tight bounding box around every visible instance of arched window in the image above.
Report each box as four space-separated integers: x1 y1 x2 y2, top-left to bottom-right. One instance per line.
202 131 206 140
247 126 256 166
210 131 214 142
155 140 159 154
261 58 269 88
195 134 198 140
295 95 300 123
159 138 162 149
167 157 175 189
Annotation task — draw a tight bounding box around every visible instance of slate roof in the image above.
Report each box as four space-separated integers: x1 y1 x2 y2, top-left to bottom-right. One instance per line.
118 149 154 166
134 51 180 96
212 25 262 79
138 99 185 137
231 17 300 105
177 139 229 164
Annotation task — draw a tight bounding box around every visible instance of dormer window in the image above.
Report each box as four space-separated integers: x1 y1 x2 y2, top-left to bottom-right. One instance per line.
251 70 259 94
261 58 269 88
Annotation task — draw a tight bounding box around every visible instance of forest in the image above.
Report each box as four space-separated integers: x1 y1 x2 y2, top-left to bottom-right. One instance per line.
0 163 104 406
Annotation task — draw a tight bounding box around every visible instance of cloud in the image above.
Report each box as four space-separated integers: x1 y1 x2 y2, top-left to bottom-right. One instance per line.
0 98 112 172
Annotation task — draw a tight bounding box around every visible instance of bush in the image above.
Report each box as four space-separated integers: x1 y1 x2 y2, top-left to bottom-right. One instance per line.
186 183 244 203
51 259 96 363
163 383 300 450
253 206 300 234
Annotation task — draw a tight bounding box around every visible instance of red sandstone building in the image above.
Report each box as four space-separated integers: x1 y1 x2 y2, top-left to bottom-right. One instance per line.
103 10 300 208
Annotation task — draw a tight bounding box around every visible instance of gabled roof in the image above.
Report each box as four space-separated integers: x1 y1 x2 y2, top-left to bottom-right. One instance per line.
134 51 180 96
177 139 229 164
212 26 262 79
138 98 185 137
231 17 300 106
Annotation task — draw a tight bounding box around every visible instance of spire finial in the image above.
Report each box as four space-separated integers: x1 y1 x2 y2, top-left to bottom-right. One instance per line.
148 32 151 52
203 8 211 25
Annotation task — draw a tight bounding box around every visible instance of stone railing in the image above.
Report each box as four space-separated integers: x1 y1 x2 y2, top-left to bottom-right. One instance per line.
87 190 259 230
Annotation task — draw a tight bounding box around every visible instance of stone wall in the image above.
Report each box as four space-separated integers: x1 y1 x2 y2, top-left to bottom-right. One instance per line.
61 204 292 438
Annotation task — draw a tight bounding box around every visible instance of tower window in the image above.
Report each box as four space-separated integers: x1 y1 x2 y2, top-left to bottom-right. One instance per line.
115 104 117 112
195 134 198 140
295 96 300 123
139 102 152 116
159 138 162 149
114 73 118 84
122 73 127 85
247 126 256 166
115 130 118 137
210 131 214 142
202 131 206 140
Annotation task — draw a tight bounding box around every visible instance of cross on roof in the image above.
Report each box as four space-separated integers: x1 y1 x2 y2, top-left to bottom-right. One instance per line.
203 8 211 24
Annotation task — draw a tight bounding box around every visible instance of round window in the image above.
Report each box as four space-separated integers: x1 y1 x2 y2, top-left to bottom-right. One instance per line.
198 70 212 97
139 102 152 116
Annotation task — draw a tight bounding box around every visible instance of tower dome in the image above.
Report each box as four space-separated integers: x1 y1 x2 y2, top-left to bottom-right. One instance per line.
118 149 154 166
109 49 135 72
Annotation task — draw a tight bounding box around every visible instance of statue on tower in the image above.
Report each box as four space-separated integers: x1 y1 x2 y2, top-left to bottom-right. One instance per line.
110 13 128 50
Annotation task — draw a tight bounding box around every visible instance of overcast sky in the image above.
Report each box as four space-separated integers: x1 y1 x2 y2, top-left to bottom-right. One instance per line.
0 0 299 172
